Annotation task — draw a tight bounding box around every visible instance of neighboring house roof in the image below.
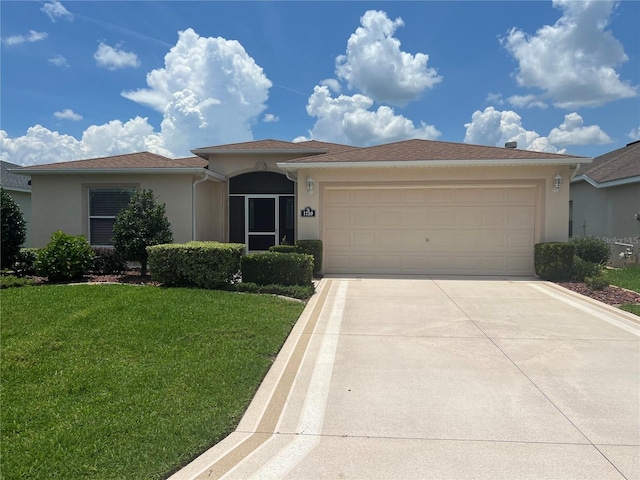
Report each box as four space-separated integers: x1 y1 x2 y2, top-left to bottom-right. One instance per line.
278 139 587 171
11 151 222 179
572 140 640 188
192 138 357 157
1 160 31 192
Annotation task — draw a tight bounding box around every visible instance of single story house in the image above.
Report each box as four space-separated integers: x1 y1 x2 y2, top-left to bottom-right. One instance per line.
2 160 32 247
570 140 640 265
13 138 588 276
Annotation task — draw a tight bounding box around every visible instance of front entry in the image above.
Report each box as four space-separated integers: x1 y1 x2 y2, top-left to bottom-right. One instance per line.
229 171 295 252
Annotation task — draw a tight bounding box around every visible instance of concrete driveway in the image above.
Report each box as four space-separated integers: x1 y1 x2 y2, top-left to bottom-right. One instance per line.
171 277 640 480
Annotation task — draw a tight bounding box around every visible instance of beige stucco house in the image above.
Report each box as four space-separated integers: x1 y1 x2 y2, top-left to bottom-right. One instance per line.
13 138 587 276
2 160 32 247
570 140 640 265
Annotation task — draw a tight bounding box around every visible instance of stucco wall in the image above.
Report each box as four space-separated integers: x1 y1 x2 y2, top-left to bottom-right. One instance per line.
30 173 200 247
293 165 571 245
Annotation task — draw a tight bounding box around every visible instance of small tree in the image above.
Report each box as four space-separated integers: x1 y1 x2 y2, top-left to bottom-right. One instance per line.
112 189 172 275
1 188 27 269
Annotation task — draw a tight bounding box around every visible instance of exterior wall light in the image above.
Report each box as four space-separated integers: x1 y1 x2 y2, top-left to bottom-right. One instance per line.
307 176 314 194
553 174 562 192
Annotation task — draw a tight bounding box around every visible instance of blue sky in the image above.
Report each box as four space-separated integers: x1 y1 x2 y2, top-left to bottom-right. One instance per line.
1 1 638 166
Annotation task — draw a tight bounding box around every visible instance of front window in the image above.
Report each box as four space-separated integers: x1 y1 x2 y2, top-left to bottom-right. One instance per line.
89 188 134 246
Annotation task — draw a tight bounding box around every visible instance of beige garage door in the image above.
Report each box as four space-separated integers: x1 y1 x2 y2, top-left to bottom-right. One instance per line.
323 186 537 275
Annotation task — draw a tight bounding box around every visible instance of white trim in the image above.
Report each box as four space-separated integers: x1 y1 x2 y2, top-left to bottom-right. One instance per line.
1 186 31 193
10 167 226 181
277 157 589 171
571 174 640 189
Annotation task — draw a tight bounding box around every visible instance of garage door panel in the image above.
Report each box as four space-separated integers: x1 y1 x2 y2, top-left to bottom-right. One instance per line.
324 186 536 275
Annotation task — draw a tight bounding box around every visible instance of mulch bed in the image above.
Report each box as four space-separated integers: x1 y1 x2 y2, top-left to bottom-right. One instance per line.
29 270 161 287
555 281 640 306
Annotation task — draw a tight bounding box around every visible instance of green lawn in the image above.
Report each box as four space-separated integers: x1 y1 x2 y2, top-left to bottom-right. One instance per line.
1 284 304 479
603 265 640 315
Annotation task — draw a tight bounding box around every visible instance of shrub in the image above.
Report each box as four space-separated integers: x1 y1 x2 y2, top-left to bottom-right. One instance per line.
269 245 299 254
35 231 95 281
0 274 35 289
147 242 244 288
235 282 315 300
585 276 609 291
296 239 322 274
241 252 313 286
571 256 602 282
112 189 173 275
534 242 574 281
13 248 39 276
91 247 127 275
1 188 27 269
570 236 610 265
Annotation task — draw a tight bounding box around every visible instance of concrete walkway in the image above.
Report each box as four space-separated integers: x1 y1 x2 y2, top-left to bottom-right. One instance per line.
170 277 640 480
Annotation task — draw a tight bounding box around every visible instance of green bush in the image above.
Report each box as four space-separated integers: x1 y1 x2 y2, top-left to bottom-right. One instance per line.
570 236 610 265
35 231 95 281
0 274 35 289
241 252 313 286
113 189 173 275
91 248 127 274
572 256 602 282
585 276 609 291
1 188 27 269
269 245 299 253
235 282 315 300
296 239 322 274
13 248 39 276
148 242 245 288
534 242 575 281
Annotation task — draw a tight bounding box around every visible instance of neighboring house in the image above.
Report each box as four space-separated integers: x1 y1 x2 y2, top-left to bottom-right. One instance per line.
12 138 587 276
1 160 32 247
570 140 640 266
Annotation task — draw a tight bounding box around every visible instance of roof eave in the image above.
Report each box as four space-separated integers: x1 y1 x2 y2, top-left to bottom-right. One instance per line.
9 167 226 181
277 157 590 171
1 186 31 193
571 174 640 189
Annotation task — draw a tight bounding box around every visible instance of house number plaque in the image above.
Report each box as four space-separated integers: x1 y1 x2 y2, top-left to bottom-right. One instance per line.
301 207 316 217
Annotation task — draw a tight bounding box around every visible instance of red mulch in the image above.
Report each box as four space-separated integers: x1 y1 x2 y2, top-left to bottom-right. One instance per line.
555 281 640 306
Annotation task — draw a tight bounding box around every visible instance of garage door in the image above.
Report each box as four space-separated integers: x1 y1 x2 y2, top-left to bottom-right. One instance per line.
323 186 537 275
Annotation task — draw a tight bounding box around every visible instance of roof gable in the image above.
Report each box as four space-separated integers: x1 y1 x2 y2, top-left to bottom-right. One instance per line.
1 161 31 190
575 141 640 184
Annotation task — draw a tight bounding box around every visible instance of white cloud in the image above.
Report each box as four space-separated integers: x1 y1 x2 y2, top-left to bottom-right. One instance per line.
1 118 171 166
485 93 505 105
502 0 637 108
507 94 548 109
335 10 442 106
0 28 274 166
464 106 563 153
54 109 83 121
320 78 342 94
2 31 47 46
629 127 640 141
94 42 140 70
263 113 279 123
48 55 69 68
123 28 272 153
300 85 440 146
548 112 611 145
41 1 73 22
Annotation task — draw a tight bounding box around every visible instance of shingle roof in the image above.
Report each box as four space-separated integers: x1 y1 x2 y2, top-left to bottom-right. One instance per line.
194 138 356 154
1 161 31 190
14 152 207 171
284 139 584 164
575 140 640 184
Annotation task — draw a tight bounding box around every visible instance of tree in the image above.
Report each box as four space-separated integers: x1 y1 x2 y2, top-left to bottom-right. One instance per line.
1 188 27 269
112 189 173 275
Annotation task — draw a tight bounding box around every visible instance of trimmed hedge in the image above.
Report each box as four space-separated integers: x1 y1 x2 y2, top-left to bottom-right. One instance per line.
534 242 574 281
147 241 244 288
269 245 299 254
570 236 610 265
296 240 322 274
241 252 313 286
91 247 127 275
235 282 314 300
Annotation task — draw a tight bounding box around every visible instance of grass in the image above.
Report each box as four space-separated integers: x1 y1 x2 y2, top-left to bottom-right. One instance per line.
603 265 640 315
1 284 305 479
